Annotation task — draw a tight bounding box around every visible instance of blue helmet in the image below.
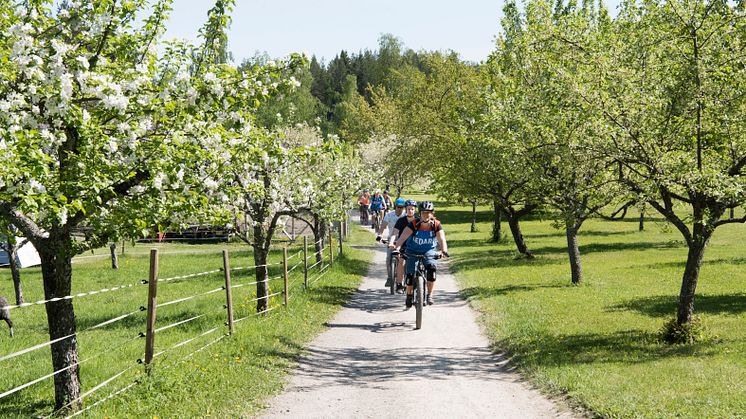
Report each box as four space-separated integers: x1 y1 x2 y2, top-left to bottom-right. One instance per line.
394 198 406 207
405 199 417 207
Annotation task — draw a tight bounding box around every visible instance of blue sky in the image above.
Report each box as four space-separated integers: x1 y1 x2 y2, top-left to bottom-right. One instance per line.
164 0 621 65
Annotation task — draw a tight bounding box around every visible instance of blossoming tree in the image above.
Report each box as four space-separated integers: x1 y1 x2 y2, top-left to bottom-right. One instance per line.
0 0 297 411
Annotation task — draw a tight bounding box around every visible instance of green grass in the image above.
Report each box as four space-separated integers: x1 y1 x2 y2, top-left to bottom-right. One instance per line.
426 195 746 418
0 227 371 417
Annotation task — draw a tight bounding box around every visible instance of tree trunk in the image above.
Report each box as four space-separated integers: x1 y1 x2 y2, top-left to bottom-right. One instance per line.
8 247 23 305
252 224 269 313
730 207 734 219
507 216 533 258
491 199 502 242
37 234 82 412
566 225 582 285
639 203 645 232
676 231 711 326
110 243 118 270
313 216 323 264
470 201 477 233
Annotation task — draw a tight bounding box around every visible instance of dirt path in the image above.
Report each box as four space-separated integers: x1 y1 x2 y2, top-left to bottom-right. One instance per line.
259 233 576 418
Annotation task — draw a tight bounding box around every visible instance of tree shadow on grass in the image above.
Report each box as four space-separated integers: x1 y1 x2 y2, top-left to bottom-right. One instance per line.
608 293 746 318
1 399 50 419
532 239 685 256
460 284 568 301
502 329 718 369
528 229 637 239
450 247 566 273
645 257 746 270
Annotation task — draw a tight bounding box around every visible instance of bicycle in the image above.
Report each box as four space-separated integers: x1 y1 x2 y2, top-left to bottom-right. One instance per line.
394 251 444 329
370 210 380 231
381 239 398 295
359 204 369 225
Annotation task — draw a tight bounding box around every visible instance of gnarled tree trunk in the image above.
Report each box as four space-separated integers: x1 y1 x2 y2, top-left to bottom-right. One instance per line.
313 214 324 263
110 243 118 269
639 203 645 232
8 247 23 305
252 224 270 313
507 215 533 258
491 199 502 241
37 232 81 412
677 229 711 325
565 225 582 285
470 201 478 233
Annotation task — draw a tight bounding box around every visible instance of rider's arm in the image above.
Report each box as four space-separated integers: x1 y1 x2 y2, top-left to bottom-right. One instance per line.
437 229 448 256
394 227 413 249
388 228 400 246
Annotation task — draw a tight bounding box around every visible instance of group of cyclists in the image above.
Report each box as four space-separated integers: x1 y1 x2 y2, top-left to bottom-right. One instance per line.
358 189 449 309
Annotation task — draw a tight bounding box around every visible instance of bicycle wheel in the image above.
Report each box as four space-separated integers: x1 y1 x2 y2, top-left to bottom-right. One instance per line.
389 255 397 294
415 273 424 329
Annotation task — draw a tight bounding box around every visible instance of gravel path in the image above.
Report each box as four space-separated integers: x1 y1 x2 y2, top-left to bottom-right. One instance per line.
259 234 576 418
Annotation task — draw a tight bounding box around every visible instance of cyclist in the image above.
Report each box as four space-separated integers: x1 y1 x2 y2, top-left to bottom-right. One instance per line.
376 198 407 288
357 189 371 225
369 190 386 229
387 199 419 294
391 201 449 307
382 190 393 212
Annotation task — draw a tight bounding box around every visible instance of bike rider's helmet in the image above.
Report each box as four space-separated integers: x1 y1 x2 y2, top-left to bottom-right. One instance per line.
362 188 368 193
418 201 435 212
394 198 406 207
405 199 417 207
383 190 389 195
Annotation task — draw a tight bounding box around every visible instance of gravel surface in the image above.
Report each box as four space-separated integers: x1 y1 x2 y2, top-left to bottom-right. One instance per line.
259 234 576 418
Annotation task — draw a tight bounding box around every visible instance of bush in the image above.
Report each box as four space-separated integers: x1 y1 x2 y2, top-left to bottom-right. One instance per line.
660 316 706 344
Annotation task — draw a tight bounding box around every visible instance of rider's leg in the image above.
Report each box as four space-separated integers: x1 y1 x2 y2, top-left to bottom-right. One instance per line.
423 252 437 304
404 253 417 295
396 255 405 284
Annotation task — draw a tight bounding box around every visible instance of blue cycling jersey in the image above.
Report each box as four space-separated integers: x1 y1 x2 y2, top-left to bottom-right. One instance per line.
370 195 385 210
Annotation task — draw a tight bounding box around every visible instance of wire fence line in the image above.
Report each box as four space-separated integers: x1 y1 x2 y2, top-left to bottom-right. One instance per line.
7 236 324 312
65 381 138 419
5 282 145 311
158 286 224 308
1 220 352 417
46 363 138 418
1 307 145 363
1 334 141 400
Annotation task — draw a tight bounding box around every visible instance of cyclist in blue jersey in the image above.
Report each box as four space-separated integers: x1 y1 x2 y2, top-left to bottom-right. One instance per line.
369 190 386 228
392 201 449 307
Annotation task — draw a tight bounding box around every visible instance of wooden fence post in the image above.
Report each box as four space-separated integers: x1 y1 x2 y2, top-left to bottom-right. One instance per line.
283 246 289 307
144 249 159 375
222 250 234 335
328 228 334 269
303 235 309 289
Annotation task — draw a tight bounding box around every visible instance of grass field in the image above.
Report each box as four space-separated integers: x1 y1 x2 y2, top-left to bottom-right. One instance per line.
425 195 746 418
0 226 372 417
